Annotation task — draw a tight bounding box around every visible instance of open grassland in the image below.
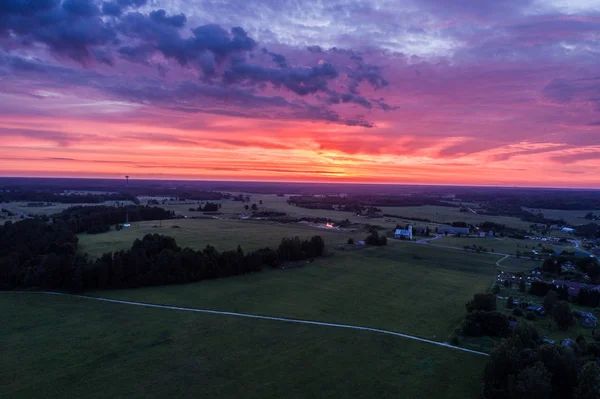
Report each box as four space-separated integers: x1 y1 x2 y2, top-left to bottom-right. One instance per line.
78 218 356 259
90 244 499 339
1 293 487 399
523 208 600 226
163 194 402 229
435 236 575 255
380 205 532 230
496 257 543 272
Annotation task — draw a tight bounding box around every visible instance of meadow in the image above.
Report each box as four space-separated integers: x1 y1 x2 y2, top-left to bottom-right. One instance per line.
522 208 600 226
379 205 533 230
435 235 576 255
1 293 487 399
2 242 500 398
78 218 356 259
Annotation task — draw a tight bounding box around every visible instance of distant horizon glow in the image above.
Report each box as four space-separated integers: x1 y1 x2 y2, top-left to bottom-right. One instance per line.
0 0 599 188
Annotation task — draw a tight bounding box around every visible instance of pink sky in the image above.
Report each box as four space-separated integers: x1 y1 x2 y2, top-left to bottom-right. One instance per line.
0 0 599 187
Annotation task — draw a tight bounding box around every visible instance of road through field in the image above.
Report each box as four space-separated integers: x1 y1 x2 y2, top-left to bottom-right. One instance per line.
3 291 489 357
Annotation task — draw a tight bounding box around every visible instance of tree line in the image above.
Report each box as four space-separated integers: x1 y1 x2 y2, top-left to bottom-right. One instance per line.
0 214 325 292
55 205 175 234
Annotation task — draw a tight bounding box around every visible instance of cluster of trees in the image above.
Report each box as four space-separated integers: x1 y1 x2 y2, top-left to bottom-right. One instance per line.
188 202 221 212
55 205 174 234
0 212 326 291
365 230 387 246
576 289 600 308
585 213 599 221
0 191 138 204
287 194 452 212
463 293 511 337
0 218 80 290
529 281 569 299
541 256 600 283
574 223 600 239
481 321 600 398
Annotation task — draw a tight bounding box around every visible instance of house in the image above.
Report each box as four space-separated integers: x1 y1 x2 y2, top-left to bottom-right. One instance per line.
562 227 576 233
436 226 470 235
560 338 576 348
531 267 542 275
580 312 598 328
526 305 546 316
488 231 494 238
394 225 413 240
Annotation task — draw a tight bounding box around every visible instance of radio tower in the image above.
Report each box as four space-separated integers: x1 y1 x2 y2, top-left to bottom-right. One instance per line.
125 175 129 185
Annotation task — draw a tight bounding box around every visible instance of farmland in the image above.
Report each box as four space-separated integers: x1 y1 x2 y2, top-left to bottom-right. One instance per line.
2 242 499 398
78 218 355 259
1 293 487 399
434 236 576 256
379 205 533 230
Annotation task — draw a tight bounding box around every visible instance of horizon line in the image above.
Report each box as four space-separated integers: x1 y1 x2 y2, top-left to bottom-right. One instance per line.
1 175 599 191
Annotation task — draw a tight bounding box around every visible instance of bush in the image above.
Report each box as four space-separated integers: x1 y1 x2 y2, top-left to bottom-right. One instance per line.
466 293 497 313
492 285 500 295
463 311 510 337
513 308 524 317
347 238 354 245
450 335 460 346
525 312 536 321
506 296 515 309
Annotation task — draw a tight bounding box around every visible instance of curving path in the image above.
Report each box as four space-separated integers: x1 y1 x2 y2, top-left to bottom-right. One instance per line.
2 291 489 357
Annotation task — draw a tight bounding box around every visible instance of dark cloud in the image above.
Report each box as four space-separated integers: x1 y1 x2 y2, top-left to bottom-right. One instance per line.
0 2 394 128
149 9 187 28
101 2 123 16
62 0 99 17
224 61 338 96
0 0 116 63
262 48 287 68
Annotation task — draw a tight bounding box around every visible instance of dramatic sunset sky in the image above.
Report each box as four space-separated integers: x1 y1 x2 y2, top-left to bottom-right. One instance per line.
0 0 599 187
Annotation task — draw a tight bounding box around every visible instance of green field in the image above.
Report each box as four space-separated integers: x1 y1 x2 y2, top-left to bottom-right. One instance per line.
523 208 600 226
78 218 356 259
88 244 499 340
1 293 487 399
495 257 542 272
2 243 500 398
379 205 533 230
435 236 575 255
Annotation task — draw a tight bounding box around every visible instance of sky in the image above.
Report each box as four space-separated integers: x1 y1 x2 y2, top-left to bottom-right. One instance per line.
0 0 599 188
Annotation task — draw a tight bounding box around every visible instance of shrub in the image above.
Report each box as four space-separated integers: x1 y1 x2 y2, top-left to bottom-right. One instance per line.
506 296 515 309
347 238 354 245
525 312 536 321
513 308 524 317
466 293 497 313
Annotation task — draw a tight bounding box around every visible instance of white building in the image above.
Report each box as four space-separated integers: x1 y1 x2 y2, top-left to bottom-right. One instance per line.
394 225 413 240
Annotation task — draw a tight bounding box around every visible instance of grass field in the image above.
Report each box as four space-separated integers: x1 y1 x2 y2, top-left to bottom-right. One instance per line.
78 218 356 259
523 208 600 226
495 257 542 272
435 236 575 255
1 293 487 399
379 205 532 230
89 244 499 340
5 214 507 398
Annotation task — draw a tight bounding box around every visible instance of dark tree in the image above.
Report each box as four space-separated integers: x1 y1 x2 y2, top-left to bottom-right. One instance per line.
543 290 558 313
552 301 573 330
575 361 600 399
466 292 496 312
509 362 552 399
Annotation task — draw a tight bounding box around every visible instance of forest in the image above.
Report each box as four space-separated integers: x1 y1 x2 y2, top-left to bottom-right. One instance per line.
0 209 326 292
